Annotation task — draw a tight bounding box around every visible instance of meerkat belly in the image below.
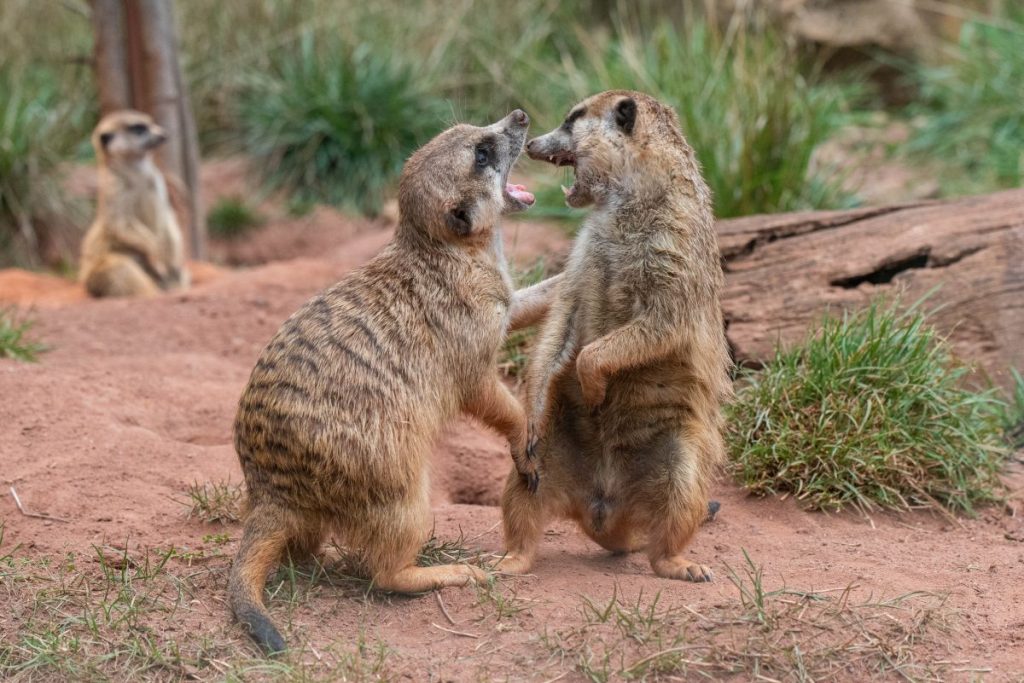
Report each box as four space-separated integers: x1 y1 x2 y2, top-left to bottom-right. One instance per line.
554 354 691 539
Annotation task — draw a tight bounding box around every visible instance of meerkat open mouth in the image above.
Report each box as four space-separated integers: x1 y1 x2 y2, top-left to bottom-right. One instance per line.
533 150 583 206
504 183 535 211
541 151 576 168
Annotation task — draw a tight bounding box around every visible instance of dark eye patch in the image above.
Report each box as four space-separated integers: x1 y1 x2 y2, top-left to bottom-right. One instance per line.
127 123 148 135
99 132 115 148
474 136 497 170
563 107 586 130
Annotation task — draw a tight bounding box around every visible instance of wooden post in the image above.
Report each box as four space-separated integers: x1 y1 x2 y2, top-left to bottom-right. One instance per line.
89 0 205 260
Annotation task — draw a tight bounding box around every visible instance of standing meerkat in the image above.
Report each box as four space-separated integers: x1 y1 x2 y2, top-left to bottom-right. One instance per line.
79 110 188 297
499 91 732 582
229 111 540 653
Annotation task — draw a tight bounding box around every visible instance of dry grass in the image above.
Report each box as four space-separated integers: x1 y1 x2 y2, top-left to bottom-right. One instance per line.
539 552 954 682
416 530 482 569
181 480 243 525
0 525 393 681
0 522 967 683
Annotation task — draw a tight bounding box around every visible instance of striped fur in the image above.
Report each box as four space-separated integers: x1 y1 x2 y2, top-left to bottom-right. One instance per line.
229 111 537 653
499 92 732 583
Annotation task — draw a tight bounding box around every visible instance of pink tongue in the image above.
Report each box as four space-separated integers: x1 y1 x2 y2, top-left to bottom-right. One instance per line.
506 183 535 205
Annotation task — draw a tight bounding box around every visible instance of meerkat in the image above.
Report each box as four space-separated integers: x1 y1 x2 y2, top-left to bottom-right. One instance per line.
79 110 188 297
228 110 540 654
498 91 732 583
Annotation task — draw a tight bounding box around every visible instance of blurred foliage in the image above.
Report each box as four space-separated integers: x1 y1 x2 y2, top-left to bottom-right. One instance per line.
908 6 1024 195
0 68 91 267
0 0 1021 265
206 197 264 240
0 1 94 267
236 34 449 215
0 307 47 362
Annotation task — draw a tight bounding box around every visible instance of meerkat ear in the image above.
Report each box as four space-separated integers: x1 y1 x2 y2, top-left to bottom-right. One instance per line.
446 204 472 237
99 132 115 148
614 97 637 135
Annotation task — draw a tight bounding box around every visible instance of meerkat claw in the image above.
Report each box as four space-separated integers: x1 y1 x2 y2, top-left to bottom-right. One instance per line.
525 435 539 461
525 469 540 494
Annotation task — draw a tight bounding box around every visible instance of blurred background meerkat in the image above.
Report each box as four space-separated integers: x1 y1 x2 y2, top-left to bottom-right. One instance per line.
79 110 188 297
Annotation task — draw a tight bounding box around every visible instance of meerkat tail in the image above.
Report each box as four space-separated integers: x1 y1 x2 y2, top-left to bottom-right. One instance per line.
228 510 289 654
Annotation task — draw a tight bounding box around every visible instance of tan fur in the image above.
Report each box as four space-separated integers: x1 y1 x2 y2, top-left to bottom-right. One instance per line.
228 111 537 653
507 273 563 330
79 110 188 298
499 91 732 582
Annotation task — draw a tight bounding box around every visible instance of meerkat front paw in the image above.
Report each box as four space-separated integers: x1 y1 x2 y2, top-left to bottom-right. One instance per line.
513 423 542 494
576 346 607 408
514 446 540 493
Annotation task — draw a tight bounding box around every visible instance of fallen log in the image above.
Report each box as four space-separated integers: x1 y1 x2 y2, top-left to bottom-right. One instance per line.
719 189 1024 386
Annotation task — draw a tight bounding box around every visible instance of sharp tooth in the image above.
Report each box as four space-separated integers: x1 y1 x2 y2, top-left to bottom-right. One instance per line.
561 184 571 197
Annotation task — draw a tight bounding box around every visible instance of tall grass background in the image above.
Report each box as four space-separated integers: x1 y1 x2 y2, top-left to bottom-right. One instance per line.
907 4 1024 195
0 0 1022 261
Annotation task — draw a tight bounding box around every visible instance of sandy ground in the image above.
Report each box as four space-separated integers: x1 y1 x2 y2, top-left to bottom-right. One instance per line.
1 207 1023 681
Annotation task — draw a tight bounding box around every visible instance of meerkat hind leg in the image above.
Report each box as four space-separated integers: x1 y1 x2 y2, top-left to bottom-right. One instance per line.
85 253 160 298
375 563 486 593
283 521 324 565
643 426 715 582
363 493 487 594
647 492 713 582
496 467 547 574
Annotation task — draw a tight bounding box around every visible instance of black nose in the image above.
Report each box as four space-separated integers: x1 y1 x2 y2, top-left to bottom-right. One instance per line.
511 109 529 127
526 138 537 153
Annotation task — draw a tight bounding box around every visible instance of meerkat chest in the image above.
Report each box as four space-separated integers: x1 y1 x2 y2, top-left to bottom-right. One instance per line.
452 261 512 359
122 174 169 232
573 221 642 339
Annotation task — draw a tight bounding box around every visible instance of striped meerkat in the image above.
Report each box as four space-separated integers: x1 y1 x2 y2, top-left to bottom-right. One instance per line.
499 91 732 583
227 110 543 654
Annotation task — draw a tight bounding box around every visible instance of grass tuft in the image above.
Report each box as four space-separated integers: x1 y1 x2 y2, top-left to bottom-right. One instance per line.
1000 368 1024 450
237 33 448 215
0 307 47 362
206 197 264 239
182 480 243 525
727 297 1013 515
